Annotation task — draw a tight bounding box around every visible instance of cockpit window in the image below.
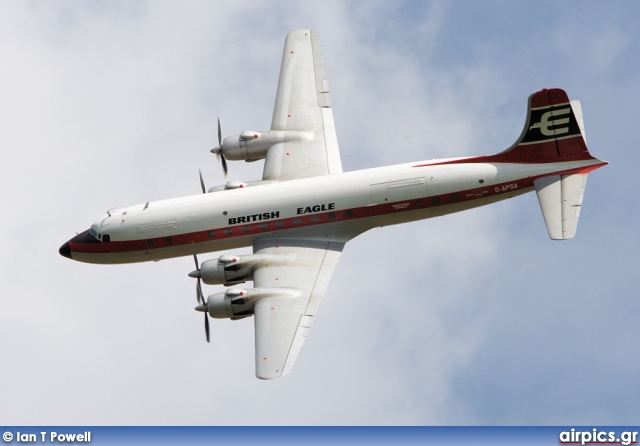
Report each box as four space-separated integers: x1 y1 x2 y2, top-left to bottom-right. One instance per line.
89 228 110 242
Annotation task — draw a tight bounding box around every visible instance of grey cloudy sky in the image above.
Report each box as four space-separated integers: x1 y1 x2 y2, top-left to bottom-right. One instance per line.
1 1 638 425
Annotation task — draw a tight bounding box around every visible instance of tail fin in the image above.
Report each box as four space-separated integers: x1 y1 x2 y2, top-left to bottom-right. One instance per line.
490 88 595 164
426 88 606 239
502 88 606 240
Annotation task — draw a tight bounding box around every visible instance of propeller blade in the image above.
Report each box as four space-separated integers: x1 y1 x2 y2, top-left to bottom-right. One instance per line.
192 244 199 270
199 169 206 194
192 245 204 303
214 117 228 177
192 243 210 342
196 280 204 305
204 313 210 343
221 154 228 176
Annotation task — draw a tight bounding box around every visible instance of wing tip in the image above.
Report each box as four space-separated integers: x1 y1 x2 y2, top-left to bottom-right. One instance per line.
286 29 316 40
256 368 288 380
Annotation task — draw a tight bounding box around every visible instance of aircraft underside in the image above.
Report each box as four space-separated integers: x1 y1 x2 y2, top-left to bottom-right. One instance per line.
59 29 606 379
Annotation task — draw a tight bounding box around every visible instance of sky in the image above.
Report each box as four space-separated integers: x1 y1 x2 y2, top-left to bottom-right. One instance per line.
1 0 639 426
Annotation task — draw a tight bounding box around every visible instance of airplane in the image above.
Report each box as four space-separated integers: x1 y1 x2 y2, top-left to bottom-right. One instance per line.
59 29 607 380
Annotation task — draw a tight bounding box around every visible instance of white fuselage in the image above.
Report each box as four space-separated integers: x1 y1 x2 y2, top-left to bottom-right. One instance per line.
67 155 600 265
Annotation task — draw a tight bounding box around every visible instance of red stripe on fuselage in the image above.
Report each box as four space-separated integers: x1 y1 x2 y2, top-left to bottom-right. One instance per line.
412 148 603 168
69 175 543 257
69 161 606 259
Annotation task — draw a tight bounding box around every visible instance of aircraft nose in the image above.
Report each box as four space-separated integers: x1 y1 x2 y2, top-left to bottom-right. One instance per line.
59 241 71 259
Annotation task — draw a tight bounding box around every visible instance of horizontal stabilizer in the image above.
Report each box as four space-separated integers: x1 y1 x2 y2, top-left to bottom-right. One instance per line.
534 174 588 240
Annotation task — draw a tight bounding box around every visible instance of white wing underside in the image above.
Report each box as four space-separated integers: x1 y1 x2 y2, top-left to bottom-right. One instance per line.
253 239 343 379
251 30 344 379
263 29 342 181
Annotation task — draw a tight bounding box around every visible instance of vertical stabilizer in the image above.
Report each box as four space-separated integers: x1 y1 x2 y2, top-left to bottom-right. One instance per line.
489 89 596 164
493 88 606 240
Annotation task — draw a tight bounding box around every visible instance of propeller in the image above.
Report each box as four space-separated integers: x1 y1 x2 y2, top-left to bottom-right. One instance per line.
203 306 210 343
211 117 228 177
190 245 210 343
198 169 206 194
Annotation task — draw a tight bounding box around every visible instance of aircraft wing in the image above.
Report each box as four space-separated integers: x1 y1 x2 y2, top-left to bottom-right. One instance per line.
263 29 343 181
252 238 344 379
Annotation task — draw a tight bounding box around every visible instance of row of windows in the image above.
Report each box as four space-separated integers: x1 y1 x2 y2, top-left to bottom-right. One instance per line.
429 193 459 205
143 210 351 248
147 237 171 248
142 193 464 248
203 211 347 239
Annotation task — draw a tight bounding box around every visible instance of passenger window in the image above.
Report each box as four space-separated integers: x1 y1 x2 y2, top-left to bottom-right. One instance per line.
310 215 320 222
293 218 302 225
224 228 233 235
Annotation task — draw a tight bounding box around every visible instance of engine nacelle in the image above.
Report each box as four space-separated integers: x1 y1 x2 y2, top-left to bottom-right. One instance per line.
224 181 247 190
204 287 301 319
199 255 242 285
240 131 260 140
206 179 275 193
199 252 295 286
220 130 314 162
205 291 234 319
